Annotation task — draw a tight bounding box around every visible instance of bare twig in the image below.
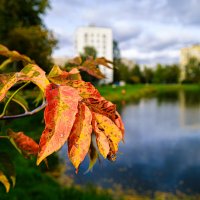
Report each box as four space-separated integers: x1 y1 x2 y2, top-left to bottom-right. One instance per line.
0 101 46 120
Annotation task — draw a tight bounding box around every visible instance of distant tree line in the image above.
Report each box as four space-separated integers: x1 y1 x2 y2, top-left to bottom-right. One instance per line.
113 61 180 84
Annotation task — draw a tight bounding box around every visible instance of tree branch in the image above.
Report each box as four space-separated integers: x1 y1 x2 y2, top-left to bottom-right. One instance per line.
0 82 30 118
0 101 46 120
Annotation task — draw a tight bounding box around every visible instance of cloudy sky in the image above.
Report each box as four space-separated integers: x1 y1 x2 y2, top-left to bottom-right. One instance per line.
43 0 200 66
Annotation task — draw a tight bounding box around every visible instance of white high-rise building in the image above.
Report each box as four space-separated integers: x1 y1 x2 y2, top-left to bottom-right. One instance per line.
75 26 113 84
180 45 200 81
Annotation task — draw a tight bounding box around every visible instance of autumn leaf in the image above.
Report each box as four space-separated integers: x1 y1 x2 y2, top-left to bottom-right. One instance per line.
0 171 10 193
86 140 99 173
0 152 15 188
48 65 69 84
0 64 49 101
0 44 32 63
84 98 116 122
37 84 82 165
115 112 125 140
20 64 49 92
68 102 92 170
79 59 105 79
68 57 82 65
8 130 39 157
48 65 81 84
92 118 110 158
94 57 113 69
65 80 102 99
93 113 122 160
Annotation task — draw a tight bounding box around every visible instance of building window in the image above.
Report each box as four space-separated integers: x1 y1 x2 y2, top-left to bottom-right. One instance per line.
84 33 88 43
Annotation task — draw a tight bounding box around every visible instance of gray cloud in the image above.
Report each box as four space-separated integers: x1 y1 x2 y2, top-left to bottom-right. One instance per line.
45 0 200 65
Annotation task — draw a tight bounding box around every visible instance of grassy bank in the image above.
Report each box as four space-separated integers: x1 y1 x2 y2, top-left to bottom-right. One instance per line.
97 84 200 102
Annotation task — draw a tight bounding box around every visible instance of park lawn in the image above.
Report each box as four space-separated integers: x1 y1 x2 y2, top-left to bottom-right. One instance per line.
97 84 200 102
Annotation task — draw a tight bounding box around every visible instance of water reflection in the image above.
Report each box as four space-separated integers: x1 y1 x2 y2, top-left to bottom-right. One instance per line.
62 90 200 194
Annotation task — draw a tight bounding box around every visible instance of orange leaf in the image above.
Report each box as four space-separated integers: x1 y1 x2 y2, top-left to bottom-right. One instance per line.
65 80 102 99
8 130 39 157
37 84 82 165
0 171 10 193
0 64 49 101
84 98 116 122
92 118 110 158
93 113 122 160
79 59 105 79
94 57 113 69
68 102 92 169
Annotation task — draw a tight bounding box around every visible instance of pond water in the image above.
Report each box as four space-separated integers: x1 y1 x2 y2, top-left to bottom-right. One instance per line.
60 90 200 195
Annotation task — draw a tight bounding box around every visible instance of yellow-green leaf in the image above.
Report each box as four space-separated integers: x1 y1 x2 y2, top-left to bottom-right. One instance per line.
68 102 92 169
95 57 113 69
0 171 10 193
68 56 82 65
86 141 99 173
92 119 110 158
0 152 15 188
0 44 32 63
93 112 122 160
0 64 49 102
37 84 82 165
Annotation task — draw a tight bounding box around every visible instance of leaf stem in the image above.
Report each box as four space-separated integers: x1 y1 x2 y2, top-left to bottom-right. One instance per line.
0 58 13 70
0 82 30 118
0 101 46 120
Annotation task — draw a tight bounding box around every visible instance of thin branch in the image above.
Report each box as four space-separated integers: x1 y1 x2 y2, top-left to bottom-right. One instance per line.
0 136 10 139
0 82 30 118
0 101 46 120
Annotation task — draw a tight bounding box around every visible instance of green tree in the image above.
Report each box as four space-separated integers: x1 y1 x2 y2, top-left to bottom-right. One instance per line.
113 40 121 82
143 66 154 84
81 46 97 60
153 64 166 83
129 64 144 83
164 64 180 83
184 57 200 83
0 0 57 72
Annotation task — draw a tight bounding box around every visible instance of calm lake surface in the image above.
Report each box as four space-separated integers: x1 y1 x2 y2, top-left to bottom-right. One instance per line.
61 90 200 194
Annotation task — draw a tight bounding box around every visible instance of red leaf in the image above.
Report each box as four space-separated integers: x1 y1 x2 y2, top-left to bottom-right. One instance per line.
68 102 92 169
8 130 39 157
37 84 82 165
